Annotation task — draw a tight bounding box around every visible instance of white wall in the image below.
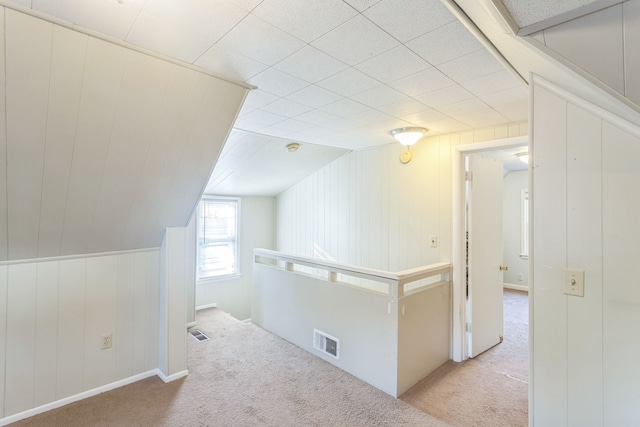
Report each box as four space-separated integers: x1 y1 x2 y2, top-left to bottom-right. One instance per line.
531 77 640 426
158 228 188 381
502 170 529 287
277 123 528 271
0 250 159 420
533 1 640 105
196 196 275 320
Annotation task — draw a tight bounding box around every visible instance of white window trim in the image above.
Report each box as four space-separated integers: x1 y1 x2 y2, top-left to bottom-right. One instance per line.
196 196 241 282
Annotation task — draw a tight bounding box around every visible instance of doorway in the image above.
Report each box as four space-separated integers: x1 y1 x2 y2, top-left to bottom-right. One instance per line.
452 135 529 361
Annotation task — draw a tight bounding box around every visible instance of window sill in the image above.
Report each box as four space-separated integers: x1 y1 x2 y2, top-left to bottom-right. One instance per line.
197 273 242 285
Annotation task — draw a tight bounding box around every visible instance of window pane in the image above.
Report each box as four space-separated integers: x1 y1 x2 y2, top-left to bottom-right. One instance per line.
197 198 238 279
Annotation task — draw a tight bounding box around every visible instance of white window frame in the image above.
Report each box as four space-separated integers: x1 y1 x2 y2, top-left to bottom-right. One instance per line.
196 196 240 282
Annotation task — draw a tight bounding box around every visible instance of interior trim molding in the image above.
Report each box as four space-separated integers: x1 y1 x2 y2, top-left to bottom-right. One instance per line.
157 369 189 383
503 283 529 292
0 370 159 427
0 247 160 267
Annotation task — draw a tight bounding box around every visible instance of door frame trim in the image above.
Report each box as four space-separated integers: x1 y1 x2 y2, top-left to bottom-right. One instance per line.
451 135 528 362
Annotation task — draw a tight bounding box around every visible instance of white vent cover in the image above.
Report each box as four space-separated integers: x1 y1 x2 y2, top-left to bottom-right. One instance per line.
313 329 339 359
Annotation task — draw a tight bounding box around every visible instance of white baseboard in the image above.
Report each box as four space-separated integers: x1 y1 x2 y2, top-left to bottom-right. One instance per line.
196 303 217 311
187 321 197 328
157 369 189 383
0 369 159 426
503 283 529 292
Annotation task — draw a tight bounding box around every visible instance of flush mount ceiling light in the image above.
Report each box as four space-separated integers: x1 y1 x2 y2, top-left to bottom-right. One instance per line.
390 127 428 164
286 143 300 152
516 152 529 164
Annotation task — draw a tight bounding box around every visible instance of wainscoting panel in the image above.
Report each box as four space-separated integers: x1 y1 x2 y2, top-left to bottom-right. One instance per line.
1 250 160 418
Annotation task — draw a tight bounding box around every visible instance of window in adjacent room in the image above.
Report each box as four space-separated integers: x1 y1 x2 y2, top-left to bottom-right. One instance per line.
197 197 240 280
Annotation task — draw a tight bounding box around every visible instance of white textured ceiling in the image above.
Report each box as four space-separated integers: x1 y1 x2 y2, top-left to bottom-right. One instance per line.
9 0 529 151
501 0 601 27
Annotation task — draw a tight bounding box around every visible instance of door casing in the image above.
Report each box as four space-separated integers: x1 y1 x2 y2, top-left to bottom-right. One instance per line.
451 135 528 362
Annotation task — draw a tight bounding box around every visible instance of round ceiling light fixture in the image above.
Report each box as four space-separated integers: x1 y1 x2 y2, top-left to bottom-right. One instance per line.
286 142 300 152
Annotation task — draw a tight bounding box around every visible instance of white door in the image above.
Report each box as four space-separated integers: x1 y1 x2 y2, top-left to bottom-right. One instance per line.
467 154 504 358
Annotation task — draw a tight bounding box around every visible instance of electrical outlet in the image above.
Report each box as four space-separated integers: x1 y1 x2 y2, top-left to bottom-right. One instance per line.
517 273 523 282
430 235 438 248
101 333 112 350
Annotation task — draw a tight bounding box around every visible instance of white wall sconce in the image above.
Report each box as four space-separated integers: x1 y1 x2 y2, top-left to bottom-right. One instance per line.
516 152 528 164
390 127 428 164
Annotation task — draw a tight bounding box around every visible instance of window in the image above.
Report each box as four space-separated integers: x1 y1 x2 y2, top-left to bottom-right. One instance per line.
520 189 529 259
197 197 239 280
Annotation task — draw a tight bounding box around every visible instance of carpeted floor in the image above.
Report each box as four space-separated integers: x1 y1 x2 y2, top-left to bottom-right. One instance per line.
10 289 528 427
402 289 529 426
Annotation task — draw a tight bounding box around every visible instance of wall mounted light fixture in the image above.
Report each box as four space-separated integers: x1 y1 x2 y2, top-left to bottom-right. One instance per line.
390 127 428 164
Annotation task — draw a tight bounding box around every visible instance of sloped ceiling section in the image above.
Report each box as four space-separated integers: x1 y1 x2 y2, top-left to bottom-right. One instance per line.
0 7 249 261
205 130 347 196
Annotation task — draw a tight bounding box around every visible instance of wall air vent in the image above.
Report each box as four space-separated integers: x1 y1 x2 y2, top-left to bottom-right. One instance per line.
313 329 339 359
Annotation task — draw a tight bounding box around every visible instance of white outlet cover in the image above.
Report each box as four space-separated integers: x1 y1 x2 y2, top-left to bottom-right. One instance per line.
563 269 585 297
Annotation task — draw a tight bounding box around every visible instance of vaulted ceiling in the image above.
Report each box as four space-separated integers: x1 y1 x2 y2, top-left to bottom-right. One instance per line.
1 0 637 260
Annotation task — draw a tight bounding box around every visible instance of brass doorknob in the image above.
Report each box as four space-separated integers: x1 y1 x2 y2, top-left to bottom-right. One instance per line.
499 265 509 271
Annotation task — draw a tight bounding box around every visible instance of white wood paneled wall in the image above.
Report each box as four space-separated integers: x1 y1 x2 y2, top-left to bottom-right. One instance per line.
0 250 159 419
277 123 527 271
536 1 640 105
0 7 248 262
531 78 640 426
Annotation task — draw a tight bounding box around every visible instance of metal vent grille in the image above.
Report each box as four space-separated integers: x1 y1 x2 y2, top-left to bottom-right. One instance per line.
190 329 209 341
313 329 339 359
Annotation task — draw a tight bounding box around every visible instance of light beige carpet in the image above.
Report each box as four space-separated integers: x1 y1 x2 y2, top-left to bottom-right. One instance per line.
401 289 529 427
10 290 528 427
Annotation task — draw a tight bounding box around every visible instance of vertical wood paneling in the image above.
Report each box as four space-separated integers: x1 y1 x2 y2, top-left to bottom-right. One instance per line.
57 258 85 398
368 148 381 269
379 146 390 271
5 10 52 260
0 7 7 262
566 104 603 426
531 84 568 425
602 123 640 425
89 51 173 254
60 37 127 255
0 266 7 418
84 256 117 390
330 161 340 259
38 26 87 258
5 264 37 415
156 74 209 228
116 254 135 380
543 4 624 94
34 261 59 407
439 136 452 262
348 153 357 265
140 67 196 248
337 155 349 262
361 150 371 267
623 0 640 105
145 251 160 371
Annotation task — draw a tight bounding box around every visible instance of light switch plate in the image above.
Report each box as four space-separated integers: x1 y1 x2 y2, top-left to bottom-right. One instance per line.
563 269 585 297
430 235 438 248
